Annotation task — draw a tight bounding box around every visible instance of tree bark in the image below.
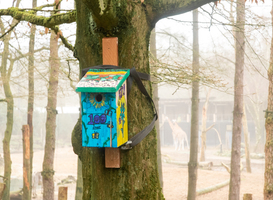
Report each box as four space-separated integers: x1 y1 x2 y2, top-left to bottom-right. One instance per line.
228 0 245 198
75 158 83 200
27 1 37 198
264 1 273 199
42 24 60 200
187 8 200 200
242 101 251 173
150 28 163 190
200 88 212 162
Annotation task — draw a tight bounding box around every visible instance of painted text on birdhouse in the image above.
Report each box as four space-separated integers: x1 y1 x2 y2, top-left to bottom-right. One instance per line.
76 69 129 148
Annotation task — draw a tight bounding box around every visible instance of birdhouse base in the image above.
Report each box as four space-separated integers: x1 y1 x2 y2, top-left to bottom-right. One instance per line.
105 148 120 168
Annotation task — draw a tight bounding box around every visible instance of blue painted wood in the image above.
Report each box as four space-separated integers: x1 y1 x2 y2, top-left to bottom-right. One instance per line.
81 92 117 147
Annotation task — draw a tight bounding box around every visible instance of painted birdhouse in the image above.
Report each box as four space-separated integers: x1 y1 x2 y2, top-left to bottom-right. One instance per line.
75 69 129 148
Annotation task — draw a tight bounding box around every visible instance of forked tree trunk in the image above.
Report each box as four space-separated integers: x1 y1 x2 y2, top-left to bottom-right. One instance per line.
42 30 60 200
242 101 251 173
71 1 163 199
200 88 212 162
264 1 273 199
26 0 37 198
187 8 200 200
229 0 245 198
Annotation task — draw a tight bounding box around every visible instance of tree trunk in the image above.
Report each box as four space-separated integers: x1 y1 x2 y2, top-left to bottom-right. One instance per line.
228 0 245 198
264 1 273 199
42 30 60 200
71 1 163 199
150 28 163 190
1 52 14 200
200 88 212 162
0 2 20 199
26 1 37 198
242 101 251 173
187 8 200 200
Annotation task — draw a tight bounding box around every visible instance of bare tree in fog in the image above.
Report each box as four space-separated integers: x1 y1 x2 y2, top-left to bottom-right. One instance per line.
0 1 21 199
228 0 245 198
188 8 200 200
264 0 273 198
25 0 37 198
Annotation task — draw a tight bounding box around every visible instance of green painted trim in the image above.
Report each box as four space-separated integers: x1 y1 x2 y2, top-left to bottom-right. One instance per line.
116 70 130 91
76 87 116 93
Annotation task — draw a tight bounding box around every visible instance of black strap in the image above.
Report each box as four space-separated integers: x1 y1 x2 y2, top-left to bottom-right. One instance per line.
81 65 158 150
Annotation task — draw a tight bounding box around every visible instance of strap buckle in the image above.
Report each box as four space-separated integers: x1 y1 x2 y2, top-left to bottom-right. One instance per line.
120 141 132 150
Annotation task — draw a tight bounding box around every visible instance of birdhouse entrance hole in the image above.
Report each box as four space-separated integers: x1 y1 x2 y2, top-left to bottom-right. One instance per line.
95 94 103 102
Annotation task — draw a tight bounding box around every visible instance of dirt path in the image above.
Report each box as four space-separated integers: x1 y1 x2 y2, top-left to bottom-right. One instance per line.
162 147 264 200
8 146 264 199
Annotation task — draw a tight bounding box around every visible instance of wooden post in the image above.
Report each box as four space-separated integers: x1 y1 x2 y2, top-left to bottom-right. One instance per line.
103 37 121 168
0 183 5 199
22 124 31 200
243 193 252 200
58 187 68 200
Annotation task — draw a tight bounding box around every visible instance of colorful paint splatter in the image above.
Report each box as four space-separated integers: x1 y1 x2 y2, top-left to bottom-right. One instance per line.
76 70 130 91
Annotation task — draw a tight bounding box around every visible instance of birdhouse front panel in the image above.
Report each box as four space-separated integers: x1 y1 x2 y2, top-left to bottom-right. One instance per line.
76 69 130 148
81 92 117 147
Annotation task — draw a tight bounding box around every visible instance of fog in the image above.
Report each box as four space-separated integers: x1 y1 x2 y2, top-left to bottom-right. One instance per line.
0 0 271 199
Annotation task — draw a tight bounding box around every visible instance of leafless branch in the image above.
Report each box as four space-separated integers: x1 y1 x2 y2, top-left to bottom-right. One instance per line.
0 21 19 39
51 26 74 51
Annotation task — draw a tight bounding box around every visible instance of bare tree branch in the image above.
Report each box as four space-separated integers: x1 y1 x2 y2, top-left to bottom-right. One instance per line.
0 21 19 39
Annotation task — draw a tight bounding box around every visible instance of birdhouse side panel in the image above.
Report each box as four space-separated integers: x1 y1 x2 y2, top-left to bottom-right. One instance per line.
81 92 117 147
116 82 128 147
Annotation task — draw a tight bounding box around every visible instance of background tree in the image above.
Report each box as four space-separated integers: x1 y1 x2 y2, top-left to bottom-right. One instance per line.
150 28 163 189
199 87 213 162
264 0 273 198
187 8 200 200
42 2 61 199
26 0 37 198
229 0 245 198
242 101 251 173
0 1 20 199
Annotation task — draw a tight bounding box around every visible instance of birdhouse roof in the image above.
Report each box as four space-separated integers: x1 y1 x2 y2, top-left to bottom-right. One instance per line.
76 69 130 93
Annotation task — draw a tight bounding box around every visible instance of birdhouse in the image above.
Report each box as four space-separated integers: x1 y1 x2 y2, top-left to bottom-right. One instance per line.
76 69 129 148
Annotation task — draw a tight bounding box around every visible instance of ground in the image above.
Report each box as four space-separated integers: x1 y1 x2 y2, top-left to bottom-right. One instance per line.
8 146 264 199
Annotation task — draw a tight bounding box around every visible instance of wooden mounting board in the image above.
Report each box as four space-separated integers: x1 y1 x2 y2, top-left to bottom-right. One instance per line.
103 37 121 168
